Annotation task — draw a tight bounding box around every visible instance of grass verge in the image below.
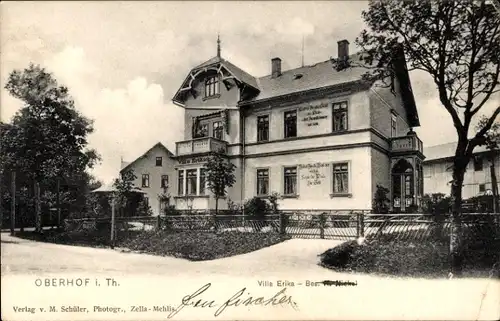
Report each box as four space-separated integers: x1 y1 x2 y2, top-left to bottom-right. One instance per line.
15 228 290 261
319 238 500 279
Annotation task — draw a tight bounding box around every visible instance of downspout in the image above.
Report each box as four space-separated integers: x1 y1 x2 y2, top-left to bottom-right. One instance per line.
241 105 246 219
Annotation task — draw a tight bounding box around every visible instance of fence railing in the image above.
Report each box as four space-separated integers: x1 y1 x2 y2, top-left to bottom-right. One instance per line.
64 211 500 243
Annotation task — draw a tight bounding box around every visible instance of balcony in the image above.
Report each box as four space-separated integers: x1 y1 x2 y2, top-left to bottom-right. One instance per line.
390 133 423 154
176 137 228 156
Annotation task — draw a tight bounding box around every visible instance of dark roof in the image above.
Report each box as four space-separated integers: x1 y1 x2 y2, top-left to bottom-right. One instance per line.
250 54 367 102
191 56 258 89
173 49 420 127
120 142 174 173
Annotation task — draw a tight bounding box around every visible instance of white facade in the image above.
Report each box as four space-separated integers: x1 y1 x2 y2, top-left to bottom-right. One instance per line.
423 143 500 199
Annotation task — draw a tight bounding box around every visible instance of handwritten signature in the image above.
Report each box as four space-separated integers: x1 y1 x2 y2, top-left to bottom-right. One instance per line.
167 283 298 318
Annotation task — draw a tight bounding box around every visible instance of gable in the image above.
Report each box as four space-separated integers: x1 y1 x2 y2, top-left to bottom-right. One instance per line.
120 143 175 174
172 57 259 106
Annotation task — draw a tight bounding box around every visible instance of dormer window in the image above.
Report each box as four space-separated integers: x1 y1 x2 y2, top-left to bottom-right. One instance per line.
205 75 220 98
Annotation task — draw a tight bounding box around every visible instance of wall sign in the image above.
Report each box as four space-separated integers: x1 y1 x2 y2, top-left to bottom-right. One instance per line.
299 163 329 187
299 103 329 127
179 156 210 165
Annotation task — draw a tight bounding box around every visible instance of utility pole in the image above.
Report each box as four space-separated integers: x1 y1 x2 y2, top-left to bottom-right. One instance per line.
10 171 16 235
110 194 116 249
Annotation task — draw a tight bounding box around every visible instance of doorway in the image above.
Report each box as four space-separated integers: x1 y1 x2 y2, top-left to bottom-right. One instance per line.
392 159 414 213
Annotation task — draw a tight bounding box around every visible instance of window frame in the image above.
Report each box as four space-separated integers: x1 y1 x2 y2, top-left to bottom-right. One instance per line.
177 170 185 196
257 114 270 142
161 174 169 188
283 166 298 196
204 75 220 98
155 157 163 167
330 161 351 197
212 121 223 140
479 183 486 193
186 169 198 196
332 101 349 132
199 168 207 195
256 168 270 196
283 109 298 139
141 174 150 188
391 113 397 137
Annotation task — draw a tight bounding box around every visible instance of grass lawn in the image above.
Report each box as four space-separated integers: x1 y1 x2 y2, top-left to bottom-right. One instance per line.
15 228 291 261
319 237 500 279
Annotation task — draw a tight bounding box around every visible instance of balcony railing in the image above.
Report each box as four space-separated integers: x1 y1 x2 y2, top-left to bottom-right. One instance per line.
176 137 228 156
390 134 423 153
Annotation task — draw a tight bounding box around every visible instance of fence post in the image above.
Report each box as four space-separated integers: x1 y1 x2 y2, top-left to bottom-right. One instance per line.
279 212 286 235
319 213 325 239
356 213 360 238
157 215 161 230
360 212 365 237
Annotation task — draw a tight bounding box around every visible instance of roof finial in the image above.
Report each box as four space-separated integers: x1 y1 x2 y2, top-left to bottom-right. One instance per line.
217 33 221 58
301 35 305 67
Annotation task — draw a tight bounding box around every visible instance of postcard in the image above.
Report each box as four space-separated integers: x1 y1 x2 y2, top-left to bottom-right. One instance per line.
1 1 500 320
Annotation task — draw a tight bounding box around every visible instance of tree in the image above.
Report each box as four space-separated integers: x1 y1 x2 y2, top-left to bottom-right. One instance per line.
2 64 100 233
113 170 137 217
356 0 500 276
373 185 390 214
477 115 500 212
204 152 236 214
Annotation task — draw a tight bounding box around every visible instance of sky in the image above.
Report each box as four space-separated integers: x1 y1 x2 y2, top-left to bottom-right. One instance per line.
1 1 499 184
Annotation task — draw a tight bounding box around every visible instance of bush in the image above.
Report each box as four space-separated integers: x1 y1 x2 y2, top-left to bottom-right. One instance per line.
244 197 271 220
320 238 499 278
373 185 390 214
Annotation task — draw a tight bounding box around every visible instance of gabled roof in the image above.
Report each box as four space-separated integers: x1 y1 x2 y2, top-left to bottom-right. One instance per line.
248 54 368 103
120 142 174 173
173 56 259 104
423 142 492 162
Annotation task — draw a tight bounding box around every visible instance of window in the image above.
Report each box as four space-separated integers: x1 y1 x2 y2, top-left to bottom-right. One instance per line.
284 167 297 195
142 174 150 188
161 175 169 188
197 124 209 138
391 114 397 137
473 156 483 171
284 110 297 138
186 169 198 195
257 115 269 142
200 168 206 195
213 121 223 140
479 184 485 193
205 75 219 98
257 169 269 196
178 170 184 195
332 101 348 132
332 163 349 194
156 157 163 167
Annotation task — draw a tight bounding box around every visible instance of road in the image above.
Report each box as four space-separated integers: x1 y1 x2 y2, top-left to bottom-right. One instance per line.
1 232 343 277
1 233 499 320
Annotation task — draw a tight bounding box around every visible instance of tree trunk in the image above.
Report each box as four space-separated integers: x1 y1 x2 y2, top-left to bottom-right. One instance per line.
10 171 16 235
489 154 499 213
34 180 42 234
215 197 219 216
449 157 467 277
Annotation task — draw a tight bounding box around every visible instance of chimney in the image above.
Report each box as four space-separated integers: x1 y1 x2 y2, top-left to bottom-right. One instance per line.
271 57 282 78
337 39 350 62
